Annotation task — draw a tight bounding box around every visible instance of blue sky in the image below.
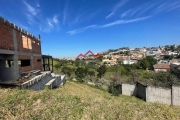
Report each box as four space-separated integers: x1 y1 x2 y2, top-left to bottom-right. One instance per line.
0 0 180 57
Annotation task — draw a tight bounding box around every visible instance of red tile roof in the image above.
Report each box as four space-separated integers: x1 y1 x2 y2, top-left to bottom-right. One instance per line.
153 64 170 69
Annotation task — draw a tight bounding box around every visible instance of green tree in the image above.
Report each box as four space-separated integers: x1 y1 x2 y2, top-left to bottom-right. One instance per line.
61 66 73 77
75 67 88 82
137 56 157 70
163 55 174 60
170 45 175 52
87 70 95 81
140 59 150 70
124 51 130 55
54 63 61 73
130 69 138 83
97 65 107 78
170 67 180 79
176 55 180 59
108 70 122 96
88 70 95 77
152 71 179 88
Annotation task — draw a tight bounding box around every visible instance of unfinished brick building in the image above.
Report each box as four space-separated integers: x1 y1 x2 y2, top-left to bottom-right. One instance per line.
0 16 64 90
0 16 42 82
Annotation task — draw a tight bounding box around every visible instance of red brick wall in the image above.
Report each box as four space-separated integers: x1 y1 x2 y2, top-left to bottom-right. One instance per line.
20 66 32 72
0 19 41 54
0 21 14 50
32 39 41 54
33 56 42 70
16 32 41 54
18 55 32 72
16 32 32 53
0 18 42 74
18 55 42 72
18 55 31 60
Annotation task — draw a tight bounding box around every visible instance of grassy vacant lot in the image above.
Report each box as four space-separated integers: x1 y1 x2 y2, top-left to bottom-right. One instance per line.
1 81 180 120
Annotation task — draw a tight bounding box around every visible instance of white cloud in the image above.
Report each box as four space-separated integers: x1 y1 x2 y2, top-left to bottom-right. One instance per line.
114 1 180 19
106 0 129 19
39 15 60 32
67 25 97 35
67 16 151 35
53 15 60 24
47 18 54 28
23 1 38 16
167 2 180 11
137 3 156 16
154 1 180 14
63 1 69 25
121 9 131 18
106 12 114 19
101 16 151 28
36 2 40 7
113 0 129 12
22 1 41 26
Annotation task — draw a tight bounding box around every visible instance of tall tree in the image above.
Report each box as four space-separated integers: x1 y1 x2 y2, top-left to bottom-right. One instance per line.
61 66 73 77
97 65 107 78
75 67 88 82
137 56 157 70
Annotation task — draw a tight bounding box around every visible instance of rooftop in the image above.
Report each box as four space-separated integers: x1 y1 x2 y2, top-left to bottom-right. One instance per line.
153 64 170 69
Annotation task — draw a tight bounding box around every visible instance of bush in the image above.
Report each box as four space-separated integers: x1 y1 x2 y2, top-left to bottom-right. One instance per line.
108 84 120 96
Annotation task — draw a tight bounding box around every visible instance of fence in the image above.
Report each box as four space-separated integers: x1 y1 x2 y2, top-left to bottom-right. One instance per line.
122 84 136 96
136 82 146 101
172 86 180 105
146 86 171 105
116 82 180 106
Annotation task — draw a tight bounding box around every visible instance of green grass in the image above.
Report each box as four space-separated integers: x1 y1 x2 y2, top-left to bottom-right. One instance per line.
1 81 180 120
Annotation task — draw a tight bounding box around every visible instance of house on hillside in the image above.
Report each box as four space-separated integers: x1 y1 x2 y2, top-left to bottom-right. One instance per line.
170 59 180 68
102 58 117 66
153 64 170 72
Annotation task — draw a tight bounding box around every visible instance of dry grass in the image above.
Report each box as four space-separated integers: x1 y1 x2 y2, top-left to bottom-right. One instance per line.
0 81 180 120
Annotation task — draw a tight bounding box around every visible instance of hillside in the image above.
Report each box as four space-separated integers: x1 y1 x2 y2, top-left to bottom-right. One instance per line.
0 81 180 120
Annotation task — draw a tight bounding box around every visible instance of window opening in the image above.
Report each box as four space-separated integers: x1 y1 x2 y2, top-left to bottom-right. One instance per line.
20 60 31 67
37 59 41 62
22 35 32 49
5 60 14 67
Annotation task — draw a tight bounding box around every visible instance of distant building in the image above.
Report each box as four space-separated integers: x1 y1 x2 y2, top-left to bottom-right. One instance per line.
122 60 137 65
170 59 180 68
153 64 170 72
102 58 117 66
168 51 178 55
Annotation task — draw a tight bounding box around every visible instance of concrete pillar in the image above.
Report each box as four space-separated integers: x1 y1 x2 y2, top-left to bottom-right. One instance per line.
31 55 33 70
13 29 19 81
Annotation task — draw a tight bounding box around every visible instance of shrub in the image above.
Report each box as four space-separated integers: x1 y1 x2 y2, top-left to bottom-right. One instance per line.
108 84 120 96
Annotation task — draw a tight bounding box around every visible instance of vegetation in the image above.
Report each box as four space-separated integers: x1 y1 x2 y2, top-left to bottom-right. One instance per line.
97 65 107 78
53 55 180 89
1 81 180 119
163 55 174 60
137 56 157 70
75 67 88 82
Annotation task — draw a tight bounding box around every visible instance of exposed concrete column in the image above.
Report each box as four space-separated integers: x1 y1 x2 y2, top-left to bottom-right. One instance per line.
30 36 34 70
41 55 43 71
31 55 34 70
42 57 45 71
13 29 19 81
